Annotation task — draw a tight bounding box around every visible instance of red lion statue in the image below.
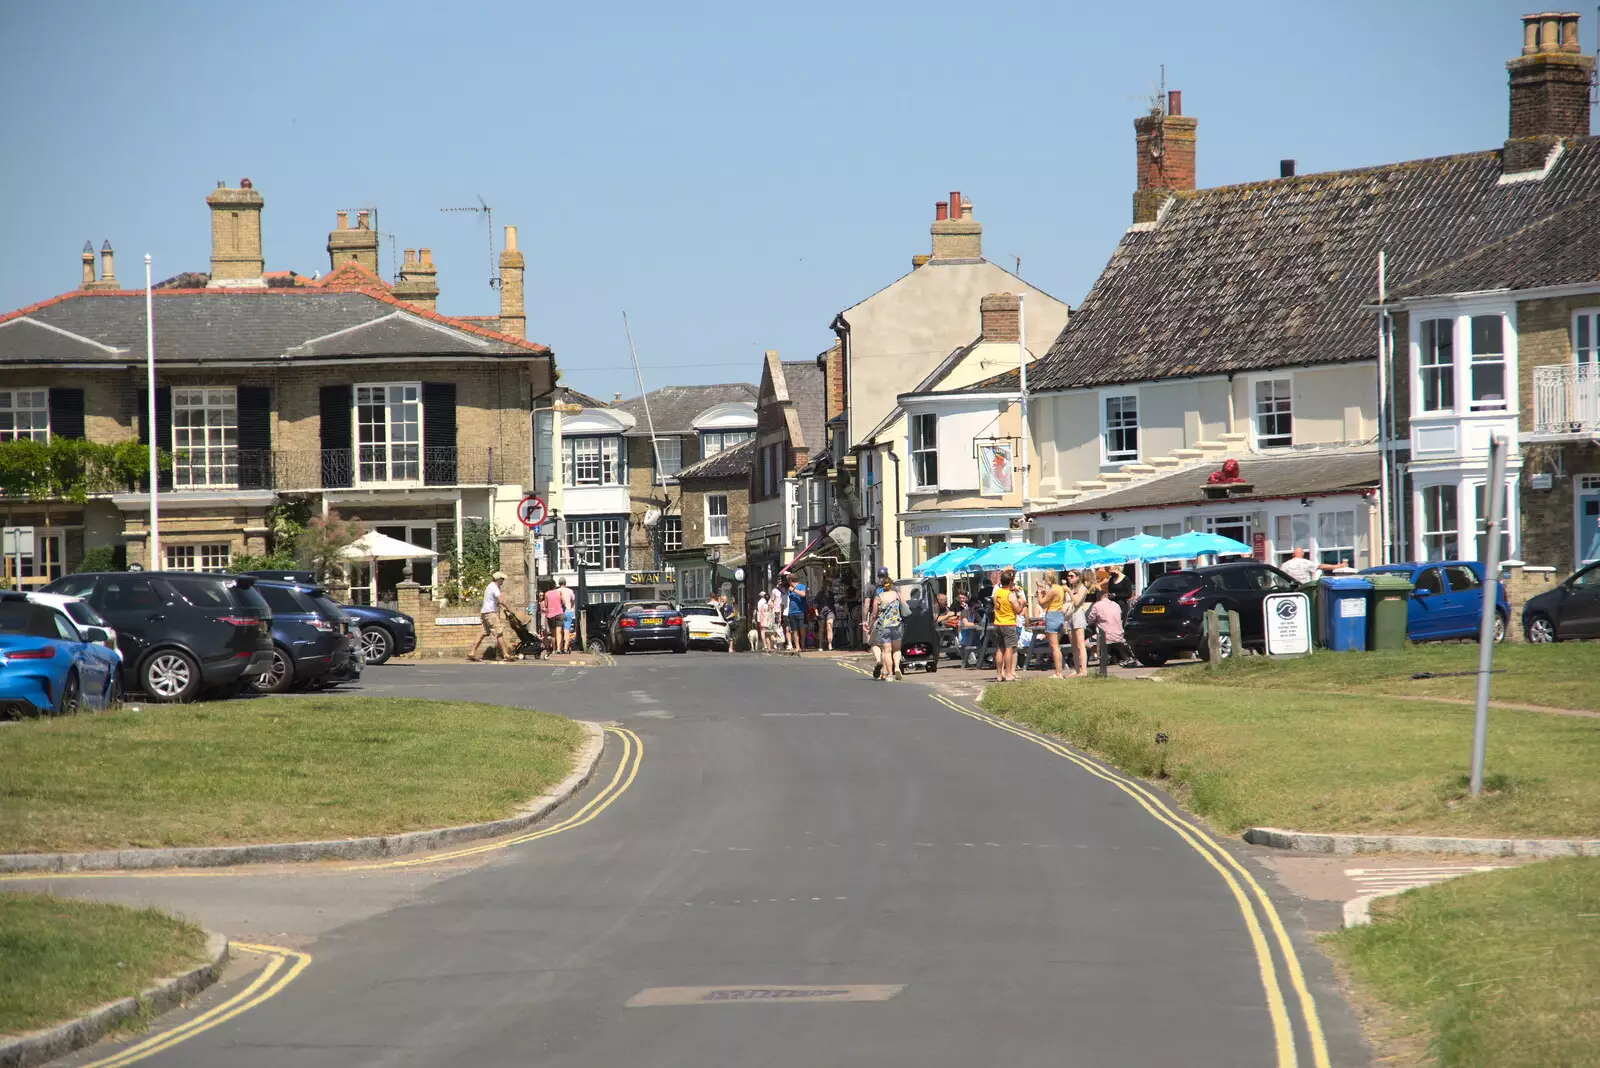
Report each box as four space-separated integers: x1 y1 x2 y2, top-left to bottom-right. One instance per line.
1207 458 1245 484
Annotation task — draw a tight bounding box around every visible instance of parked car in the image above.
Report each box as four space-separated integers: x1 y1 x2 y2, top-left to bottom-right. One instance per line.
27 592 120 657
1521 558 1600 642
606 600 688 655
0 591 123 717
680 603 730 649
1361 561 1509 643
580 602 621 653
1125 560 1300 665
42 571 275 702
240 572 416 664
248 580 360 692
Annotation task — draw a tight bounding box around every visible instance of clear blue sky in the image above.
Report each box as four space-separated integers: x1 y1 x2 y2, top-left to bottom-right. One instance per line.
0 1 1579 399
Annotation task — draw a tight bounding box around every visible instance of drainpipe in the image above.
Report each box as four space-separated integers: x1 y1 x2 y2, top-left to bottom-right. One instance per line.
887 447 902 578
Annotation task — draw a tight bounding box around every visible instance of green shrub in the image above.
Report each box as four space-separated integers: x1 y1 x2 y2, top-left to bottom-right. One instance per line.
73 544 122 573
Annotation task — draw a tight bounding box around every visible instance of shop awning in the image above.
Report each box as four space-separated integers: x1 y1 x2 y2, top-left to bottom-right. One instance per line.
780 528 846 575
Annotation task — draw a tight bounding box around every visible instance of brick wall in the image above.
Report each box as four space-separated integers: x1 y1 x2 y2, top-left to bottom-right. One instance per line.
1515 294 1586 422
1521 440 1600 568
1501 562 1564 641
1132 109 1198 224
1507 53 1594 142
677 475 750 550
822 340 844 425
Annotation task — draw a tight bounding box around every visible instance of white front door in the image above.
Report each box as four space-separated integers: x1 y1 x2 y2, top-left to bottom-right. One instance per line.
1578 475 1600 567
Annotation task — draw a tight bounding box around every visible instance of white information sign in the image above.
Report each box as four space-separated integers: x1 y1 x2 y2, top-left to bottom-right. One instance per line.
1339 597 1367 618
1262 592 1312 657
436 616 484 627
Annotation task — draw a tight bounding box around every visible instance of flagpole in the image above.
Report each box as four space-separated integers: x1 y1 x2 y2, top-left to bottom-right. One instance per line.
145 254 161 569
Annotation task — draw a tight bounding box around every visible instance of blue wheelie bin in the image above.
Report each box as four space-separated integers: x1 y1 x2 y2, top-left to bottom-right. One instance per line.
1320 576 1373 652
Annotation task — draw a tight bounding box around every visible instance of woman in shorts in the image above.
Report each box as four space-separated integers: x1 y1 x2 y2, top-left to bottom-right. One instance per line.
1035 570 1069 679
870 577 905 680
1062 568 1093 678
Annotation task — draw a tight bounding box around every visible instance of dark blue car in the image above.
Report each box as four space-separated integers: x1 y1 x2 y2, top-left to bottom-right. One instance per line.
248 580 360 693
242 572 415 664
1361 561 1510 643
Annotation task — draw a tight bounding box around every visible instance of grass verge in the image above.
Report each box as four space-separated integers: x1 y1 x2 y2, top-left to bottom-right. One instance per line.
0 697 585 853
1183 642 1600 712
1326 857 1600 1068
0 892 208 1036
978 678 1600 837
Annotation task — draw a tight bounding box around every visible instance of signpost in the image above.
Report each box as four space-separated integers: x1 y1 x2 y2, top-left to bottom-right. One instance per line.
517 495 547 529
1262 592 1312 657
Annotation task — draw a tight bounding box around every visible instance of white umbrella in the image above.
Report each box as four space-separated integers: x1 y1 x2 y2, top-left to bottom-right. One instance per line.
338 531 439 561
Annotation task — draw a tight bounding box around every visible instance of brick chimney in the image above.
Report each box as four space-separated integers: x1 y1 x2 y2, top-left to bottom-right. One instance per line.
205 178 265 286
1504 12 1593 171
1133 91 1198 223
498 225 525 339
79 241 95 288
929 190 982 260
393 247 440 312
81 240 119 290
979 293 1021 342
327 208 380 274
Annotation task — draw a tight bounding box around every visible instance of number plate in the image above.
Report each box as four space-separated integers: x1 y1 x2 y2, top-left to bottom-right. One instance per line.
641 617 663 626
1141 604 1166 614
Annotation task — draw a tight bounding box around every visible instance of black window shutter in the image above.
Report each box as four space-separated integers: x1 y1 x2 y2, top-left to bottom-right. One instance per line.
136 388 172 490
422 382 457 485
48 388 86 440
236 386 272 489
320 385 353 489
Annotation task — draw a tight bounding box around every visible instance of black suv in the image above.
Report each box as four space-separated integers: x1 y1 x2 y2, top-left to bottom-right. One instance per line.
42 571 275 701
249 580 360 693
1124 561 1300 666
242 571 416 664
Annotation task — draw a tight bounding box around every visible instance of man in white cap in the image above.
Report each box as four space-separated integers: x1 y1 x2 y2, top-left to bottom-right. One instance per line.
469 570 516 662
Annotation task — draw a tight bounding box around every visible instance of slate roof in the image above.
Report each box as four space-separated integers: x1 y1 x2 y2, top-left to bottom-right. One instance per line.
1393 192 1600 298
1041 449 1379 516
777 360 826 454
676 437 755 481
611 383 758 436
995 137 1600 394
0 288 549 366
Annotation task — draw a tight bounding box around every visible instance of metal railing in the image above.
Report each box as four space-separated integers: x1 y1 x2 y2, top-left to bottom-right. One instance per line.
1532 364 1600 437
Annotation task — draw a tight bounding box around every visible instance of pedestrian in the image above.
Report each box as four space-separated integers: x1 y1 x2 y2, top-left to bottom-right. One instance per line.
1087 585 1137 668
468 571 516 663
1062 568 1093 678
768 580 787 649
1280 545 1344 586
717 591 738 652
542 579 567 655
991 568 1024 682
754 594 773 651
785 581 807 651
870 575 905 680
1035 569 1069 679
816 582 836 651
1104 562 1135 608
556 580 576 652
863 567 888 677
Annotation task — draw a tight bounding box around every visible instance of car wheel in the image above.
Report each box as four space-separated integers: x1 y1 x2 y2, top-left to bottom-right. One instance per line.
359 626 393 665
249 647 295 694
1135 648 1168 668
142 650 201 703
56 670 81 716
1525 613 1557 643
104 671 123 708
1492 612 1507 644
927 656 938 673
674 641 689 654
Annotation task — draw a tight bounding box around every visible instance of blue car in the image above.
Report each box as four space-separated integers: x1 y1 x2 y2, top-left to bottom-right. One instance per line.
0 591 123 717
1361 561 1510 643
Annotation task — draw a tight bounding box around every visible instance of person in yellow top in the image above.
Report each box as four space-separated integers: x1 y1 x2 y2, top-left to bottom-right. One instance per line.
990 568 1025 682
1035 570 1069 679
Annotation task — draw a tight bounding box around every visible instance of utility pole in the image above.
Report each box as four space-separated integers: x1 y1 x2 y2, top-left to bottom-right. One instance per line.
1469 434 1509 798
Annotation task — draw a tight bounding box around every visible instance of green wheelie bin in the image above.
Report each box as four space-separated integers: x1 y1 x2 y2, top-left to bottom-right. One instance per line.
1366 573 1414 650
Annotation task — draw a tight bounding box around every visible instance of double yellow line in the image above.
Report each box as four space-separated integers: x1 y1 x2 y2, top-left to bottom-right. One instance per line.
77 942 310 1068
927 692 1329 1068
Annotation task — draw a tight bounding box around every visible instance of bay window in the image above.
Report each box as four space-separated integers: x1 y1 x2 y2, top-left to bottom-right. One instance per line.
0 389 48 442
1469 315 1507 411
1103 393 1138 463
172 387 238 487
564 436 623 486
1254 378 1293 448
706 493 729 543
910 413 938 489
1421 485 1459 561
1577 310 1599 370
567 517 625 569
1419 319 1455 412
1472 481 1513 562
356 383 420 483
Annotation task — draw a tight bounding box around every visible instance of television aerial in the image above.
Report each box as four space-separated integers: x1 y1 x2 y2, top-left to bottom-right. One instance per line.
440 195 498 289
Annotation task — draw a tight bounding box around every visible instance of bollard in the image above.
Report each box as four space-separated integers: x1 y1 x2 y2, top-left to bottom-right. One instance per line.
1097 628 1109 677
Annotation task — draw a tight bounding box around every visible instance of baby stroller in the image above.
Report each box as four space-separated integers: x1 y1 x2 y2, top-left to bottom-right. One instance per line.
501 606 555 660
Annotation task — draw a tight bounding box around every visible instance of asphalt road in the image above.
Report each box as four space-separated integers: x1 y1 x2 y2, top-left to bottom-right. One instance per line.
46 653 1367 1067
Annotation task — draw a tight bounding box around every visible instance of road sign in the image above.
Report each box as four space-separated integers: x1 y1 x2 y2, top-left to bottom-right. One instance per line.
1263 592 1311 657
517 495 547 529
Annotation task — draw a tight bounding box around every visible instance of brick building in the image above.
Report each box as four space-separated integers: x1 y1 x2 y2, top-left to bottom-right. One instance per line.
666 438 754 604
0 181 553 608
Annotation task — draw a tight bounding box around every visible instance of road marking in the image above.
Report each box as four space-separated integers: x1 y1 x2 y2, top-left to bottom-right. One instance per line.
761 711 852 717
5 727 644 882
835 662 873 677
76 942 310 1067
927 692 1328 1068
627 984 904 1007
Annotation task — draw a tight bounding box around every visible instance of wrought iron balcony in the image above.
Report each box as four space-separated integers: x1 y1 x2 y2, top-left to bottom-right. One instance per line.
1531 364 1600 438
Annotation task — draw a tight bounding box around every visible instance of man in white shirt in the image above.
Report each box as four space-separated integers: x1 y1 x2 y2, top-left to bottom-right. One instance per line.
469 570 517 662
1280 547 1343 586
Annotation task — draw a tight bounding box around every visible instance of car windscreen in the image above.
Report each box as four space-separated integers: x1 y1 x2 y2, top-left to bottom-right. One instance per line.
626 602 674 614
62 601 109 629
257 586 308 615
310 595 346 621
0 602 61 638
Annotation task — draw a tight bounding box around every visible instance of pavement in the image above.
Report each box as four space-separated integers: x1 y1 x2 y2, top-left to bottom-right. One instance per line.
7 650 1432 1066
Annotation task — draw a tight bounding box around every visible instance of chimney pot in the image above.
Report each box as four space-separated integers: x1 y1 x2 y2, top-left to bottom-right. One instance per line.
335 210 348 230
1280 159 1296 177
80 241 96 288
419 248 433 266
403 248 416 266
240 178 252 189
614 392 623 403
504 225 519 252
98 240 116 286
356 210 370 230
949 191 961 215
935 200 949 221
1168 90 1182 116
82 240 94 254
960 196 972 219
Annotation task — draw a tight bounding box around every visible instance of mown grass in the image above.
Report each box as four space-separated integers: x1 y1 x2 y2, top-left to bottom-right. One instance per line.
1326 857 1600 1068
0 698 584 853
1186 642 1600 711
0 892 208 1036
979 678 1600 837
